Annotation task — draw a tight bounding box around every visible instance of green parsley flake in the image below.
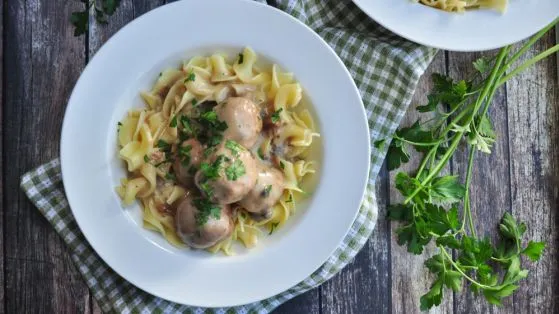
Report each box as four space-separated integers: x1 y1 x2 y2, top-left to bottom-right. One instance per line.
165 172 176 181
170 115 178 128
199 181 214 198
225 160 246 181
157 139 170 151
271 108 283 123
179 145 192 166
192 99 198 106
193 198 221 226
238 53 244 64
185 71 196 82
225 140 244 156
144 155 150 163
280 161 285 169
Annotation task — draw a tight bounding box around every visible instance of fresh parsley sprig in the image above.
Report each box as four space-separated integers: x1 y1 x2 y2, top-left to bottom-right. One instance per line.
378 18 557 310
71 0 122 36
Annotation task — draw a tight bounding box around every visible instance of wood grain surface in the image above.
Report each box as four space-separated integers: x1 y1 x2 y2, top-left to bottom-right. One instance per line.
1 1 557 313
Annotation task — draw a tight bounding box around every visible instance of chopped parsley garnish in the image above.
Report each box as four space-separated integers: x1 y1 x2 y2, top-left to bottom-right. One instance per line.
269 222 279 235
201 111 218 123
179 145 192 166
238 53 244 64
204 146 217 158
165 172 176 181
180 116 197 139
225 160 246 181
117 121 122 132
199 110 228 132
262 185 272 197
207 134 223 147
257 148 265 160
157 140 171 151
271 108 283 123
193 198 221 226
199 181 214 198
280 161 285 169
159 72 162 77
185 71 196 82
200 155 227 180
170 115 178 128
144 155 150 163
225 140 244 157
192 99 198 106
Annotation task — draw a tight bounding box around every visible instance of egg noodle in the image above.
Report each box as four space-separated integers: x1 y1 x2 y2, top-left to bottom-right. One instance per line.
415 0 507 13
116 47 319 254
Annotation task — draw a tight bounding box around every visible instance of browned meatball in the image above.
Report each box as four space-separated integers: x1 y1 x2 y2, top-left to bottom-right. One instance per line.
173 139 204 187
195 141 258 204
175 194 233 249
215 97 262 148
239 165 285 220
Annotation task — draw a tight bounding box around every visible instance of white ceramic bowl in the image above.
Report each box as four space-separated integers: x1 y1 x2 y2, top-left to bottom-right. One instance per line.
353 0 559 51
61 0 370 308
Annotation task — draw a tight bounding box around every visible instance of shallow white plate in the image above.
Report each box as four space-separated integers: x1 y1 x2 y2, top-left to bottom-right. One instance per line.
353 0 559 51
61 0 370 308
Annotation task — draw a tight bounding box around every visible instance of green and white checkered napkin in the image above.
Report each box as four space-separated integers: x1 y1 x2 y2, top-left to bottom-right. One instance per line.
20 1 436 313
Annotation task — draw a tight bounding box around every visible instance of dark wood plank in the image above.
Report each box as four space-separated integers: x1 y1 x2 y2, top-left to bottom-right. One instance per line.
0 0 4 311
320 165 391 313
389 51 454 314
447 50 513 314
3 0 89 313
506 31 559 314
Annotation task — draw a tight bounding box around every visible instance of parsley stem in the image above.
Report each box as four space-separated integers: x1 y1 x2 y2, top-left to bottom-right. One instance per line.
468 47 509 124
416 148 436 180
497 43 559 87
464 148 477 238
439 246 500 291
404 132 463 204
393 135 446 147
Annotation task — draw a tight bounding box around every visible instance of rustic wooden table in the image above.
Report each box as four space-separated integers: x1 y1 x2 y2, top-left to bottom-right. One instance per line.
1 1 557 313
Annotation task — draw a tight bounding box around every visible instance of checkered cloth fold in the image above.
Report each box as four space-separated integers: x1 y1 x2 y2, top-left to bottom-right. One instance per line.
20 1 436 313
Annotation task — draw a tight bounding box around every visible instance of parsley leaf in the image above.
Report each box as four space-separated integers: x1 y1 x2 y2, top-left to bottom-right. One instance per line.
70 0 122 37
144 155 149 163
70 10 89 36
193 198 221 226
225 160 246 181
238 53 244 64
271 108 283 123
473 57 491 74
170 115 178 128
185 71 196 82
522 241 545 261
225 140 244 156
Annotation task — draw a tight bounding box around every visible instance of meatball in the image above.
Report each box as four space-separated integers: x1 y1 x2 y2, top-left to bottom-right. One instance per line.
175 194 233 249
173 139 204 187
195 141 258 204
239 165 285 220
215 97 262 148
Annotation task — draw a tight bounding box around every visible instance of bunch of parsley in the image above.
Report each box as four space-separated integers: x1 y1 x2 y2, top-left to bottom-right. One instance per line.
71 0 122 36
376 18 558 310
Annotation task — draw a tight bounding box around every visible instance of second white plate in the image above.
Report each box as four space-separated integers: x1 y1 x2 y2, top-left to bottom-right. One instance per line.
353 0 559 51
